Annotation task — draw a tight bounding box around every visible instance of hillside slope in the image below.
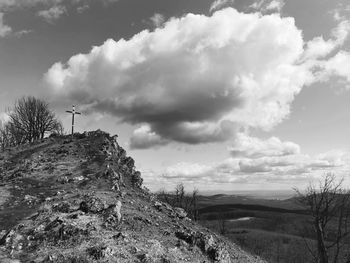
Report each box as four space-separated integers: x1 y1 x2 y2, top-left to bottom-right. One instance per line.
0 131 265 263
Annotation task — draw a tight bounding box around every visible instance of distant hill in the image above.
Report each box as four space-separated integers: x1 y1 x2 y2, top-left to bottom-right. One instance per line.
0 131 265 263
196 194 304 210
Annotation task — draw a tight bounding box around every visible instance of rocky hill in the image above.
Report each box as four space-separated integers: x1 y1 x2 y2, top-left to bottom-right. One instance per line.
0 130 265 263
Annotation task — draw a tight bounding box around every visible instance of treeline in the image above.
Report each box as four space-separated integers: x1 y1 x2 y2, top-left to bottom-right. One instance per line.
0 96 63 150
157 183 199 221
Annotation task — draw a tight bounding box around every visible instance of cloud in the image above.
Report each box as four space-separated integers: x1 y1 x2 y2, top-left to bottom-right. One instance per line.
0 0 119 19
302 20 350 60
129 125 168 149
322 51 350 83
330 3 350 22
0 12 31 38
44 8 350 149
229 133 300 158
0 0 63 10
13 29 32 37
165 163 212 179
265 0 285 12
209 0 234 12
250 0 285 13
44 9 306 145
37 5 66 23
0 12 11 37
0 0 118 10
149 13 165 28
160 135 349 186
76 4 89 13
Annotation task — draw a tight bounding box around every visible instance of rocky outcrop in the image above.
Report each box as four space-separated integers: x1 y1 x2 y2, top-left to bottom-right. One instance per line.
0 130 265 263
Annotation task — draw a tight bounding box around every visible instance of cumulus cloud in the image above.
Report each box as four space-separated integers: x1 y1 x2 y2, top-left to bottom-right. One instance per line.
37 5 66 22
0 12 11 37
149 13 165 28
44 8 350 149
209 0 234 13
229 133 300 158
44 8 308 146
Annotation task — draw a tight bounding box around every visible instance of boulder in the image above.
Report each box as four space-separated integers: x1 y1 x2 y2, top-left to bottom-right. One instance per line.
103 201 122 227
79 196 106 214
174 208 187 219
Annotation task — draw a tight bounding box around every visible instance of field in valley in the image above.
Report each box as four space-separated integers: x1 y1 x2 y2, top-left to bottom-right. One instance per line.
196 194 321 263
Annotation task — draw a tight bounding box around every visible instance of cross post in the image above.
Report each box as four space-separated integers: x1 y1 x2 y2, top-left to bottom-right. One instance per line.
66 105 81 137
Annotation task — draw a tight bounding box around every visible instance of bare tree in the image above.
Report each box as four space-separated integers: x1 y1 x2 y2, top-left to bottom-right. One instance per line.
0 123 11 150
157 184 199 221
7 96 62 144
219 216 227 235
295 174 350 263
175 183 185 208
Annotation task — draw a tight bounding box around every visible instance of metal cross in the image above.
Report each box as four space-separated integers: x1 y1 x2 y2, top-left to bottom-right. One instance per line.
66 105 81 136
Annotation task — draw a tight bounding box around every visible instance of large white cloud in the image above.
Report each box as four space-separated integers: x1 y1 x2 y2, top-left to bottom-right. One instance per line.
45 8 315 146
44 7 350 149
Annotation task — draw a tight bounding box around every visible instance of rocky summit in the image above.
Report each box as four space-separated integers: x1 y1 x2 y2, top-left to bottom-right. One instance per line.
0 130 264 263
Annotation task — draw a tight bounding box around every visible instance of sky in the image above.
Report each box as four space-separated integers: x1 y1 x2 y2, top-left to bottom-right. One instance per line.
0 0 350 194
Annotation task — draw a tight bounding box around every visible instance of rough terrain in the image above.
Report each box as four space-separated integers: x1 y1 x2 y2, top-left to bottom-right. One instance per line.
0 130 265 263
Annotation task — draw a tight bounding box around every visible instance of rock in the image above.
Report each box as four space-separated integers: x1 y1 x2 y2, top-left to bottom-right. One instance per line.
154 201 163 211
42 219 89 245
103 201 122 227
175 230 231 262
175 230 196 246
79 196 106 214
0 230 24 252
138 253 153 263
113 232 128 239
52 202 71 213
174 207 187 219
197 234 215 253
87 245 113 260
57 176 69 184
131 171 143 188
